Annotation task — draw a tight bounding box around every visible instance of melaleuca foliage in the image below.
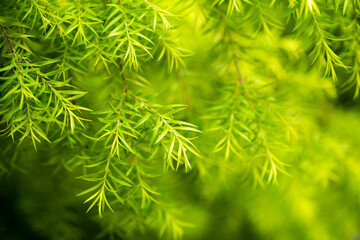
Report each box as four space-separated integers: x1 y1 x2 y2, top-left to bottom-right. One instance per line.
1 0 360 240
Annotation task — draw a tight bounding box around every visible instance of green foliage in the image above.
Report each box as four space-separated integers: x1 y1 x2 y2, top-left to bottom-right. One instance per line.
1 0 360 239
76 92 199 217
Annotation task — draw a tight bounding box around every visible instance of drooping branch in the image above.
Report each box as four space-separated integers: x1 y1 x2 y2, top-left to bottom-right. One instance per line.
214 9 290 184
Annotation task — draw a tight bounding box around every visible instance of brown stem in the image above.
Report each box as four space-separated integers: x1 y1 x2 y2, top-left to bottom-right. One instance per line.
0 23 19 67
226 30 262 132
224 23 276 182
132 94 155 112
227 31 244 85
22 58 54 89
119 59 128 93
117 58 129 119
132 94 168 123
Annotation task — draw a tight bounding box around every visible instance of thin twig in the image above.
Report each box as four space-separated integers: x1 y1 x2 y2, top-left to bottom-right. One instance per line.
227 31 244 85
117 59 129 119
22 58 56 90
0 23 19 67
226 30 260 124
226 26 282 184
119 58 128 93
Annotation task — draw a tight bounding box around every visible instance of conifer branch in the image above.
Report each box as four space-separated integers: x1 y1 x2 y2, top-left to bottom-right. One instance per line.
309 11 346 80
22 58 89 132
131 94 200 171
210 8 291 185
229 30 285 184
0 23 90 147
